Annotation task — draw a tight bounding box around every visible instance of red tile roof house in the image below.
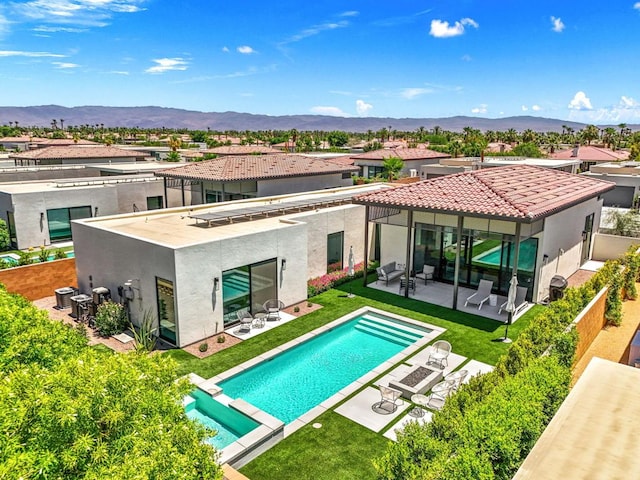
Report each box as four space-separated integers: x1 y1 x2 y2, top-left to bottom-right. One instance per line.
353 165 614 306
549 145 630 172
155 154 359 205
9 145 151 166
350 147 451 180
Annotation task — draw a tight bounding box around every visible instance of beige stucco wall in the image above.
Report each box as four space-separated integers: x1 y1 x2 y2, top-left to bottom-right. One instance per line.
591 232 639 261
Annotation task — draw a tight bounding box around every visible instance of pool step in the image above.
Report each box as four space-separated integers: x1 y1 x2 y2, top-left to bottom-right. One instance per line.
357 319 421 344
360 314 427 339
354 323 413 346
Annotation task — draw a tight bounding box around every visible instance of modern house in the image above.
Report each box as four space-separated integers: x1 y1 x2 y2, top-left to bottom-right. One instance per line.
582 162 640 208
154 154 359 205
10 145 150 166
421 157 580 179
351 147 451 179
353 165 615 304
71 184 389 347
549 145 629 172
0 136 48 151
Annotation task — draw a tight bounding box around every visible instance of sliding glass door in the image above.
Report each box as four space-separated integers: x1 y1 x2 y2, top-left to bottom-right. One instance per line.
222 259 277 327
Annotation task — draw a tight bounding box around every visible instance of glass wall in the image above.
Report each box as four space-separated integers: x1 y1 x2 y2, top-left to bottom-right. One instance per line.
327 231 344 273
222 259 277 326
47 206 92 242
6 212 16 248
156 277 177 344
413 222 538 298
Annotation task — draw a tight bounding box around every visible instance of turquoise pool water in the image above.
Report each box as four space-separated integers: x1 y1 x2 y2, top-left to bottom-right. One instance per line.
223 271 249 300
185 388 259 449
473 242 536 272
0 250 74 265
219 311 430 424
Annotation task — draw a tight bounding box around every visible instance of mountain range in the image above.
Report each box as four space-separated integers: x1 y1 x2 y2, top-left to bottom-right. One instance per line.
0 105 635 133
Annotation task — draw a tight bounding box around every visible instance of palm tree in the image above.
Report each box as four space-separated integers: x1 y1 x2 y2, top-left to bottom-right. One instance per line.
581 124 600 145
51 119 58 130
60 119 64 131
382 156 404 181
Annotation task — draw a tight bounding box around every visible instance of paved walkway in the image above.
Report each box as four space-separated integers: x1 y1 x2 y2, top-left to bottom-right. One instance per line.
573 284 640 381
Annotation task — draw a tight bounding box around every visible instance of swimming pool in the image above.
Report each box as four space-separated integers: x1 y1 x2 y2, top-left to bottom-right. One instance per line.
185 388 259 449
473 242 536 272
218 309 434 424
0 250 74 266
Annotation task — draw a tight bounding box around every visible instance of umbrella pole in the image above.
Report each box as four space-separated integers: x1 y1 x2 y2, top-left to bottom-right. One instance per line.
502 312 513 343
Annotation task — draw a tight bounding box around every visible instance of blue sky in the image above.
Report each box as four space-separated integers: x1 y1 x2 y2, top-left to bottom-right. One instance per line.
0 0 639 123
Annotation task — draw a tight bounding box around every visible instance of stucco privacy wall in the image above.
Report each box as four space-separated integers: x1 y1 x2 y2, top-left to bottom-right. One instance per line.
0 258 76 301
592 233 639 261
572 287 608 364
257 174 352 197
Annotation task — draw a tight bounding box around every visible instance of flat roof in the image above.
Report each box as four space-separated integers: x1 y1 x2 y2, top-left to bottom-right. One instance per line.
0 174 160 194
86 162 187 174
75 183 391 248
514 357 640 480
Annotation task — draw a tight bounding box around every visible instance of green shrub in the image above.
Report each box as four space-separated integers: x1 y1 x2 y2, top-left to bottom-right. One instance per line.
199 342 209 352
17 250 33 266
132 309 157 353
217 335 225 343
94 301 128 337
54 248 67 260
37 246 50 263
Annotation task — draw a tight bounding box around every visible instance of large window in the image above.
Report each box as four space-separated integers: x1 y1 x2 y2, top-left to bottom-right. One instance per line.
146 196 163 210
367 166 385 179
6 212 16 249
222 259 277 326
47 206 92 242
327 231 344 273
156 277 177 344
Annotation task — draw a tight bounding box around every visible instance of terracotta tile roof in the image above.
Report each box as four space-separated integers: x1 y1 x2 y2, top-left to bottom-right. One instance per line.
9 146 151 160
0 136 48 143
155 154 359 181
32 138 99 147
319 155 355 166
351 147 450 161
353 164 615 222
549 145 629 161
205 145 282 155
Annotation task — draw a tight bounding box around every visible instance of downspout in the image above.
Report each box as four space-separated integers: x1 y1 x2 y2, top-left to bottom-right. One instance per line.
180 178 186 206
163 177 168 208
363 205 370 287
452 215 464 310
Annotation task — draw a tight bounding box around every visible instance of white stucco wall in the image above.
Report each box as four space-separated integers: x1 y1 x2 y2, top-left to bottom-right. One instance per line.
257 174 352 197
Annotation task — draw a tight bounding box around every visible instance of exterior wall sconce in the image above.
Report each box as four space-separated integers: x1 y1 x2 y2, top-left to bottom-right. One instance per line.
214 277 220 291
40 212 44 221
94 206 99 217
543 254 549 265
281 258 287 271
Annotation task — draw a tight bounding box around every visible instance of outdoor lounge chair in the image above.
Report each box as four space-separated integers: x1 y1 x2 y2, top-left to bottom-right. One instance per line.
236 310 254 334
427 340 451 369
426 379 456 410
373 385 403 414
464 279 494 310
263 299 285 321
498 286 529 316
416 265 435 285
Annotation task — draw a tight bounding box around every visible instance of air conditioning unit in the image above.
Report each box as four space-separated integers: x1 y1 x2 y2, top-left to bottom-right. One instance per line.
409 169 418 177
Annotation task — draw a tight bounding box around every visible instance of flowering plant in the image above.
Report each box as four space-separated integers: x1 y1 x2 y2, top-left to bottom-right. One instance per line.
307 261 377 297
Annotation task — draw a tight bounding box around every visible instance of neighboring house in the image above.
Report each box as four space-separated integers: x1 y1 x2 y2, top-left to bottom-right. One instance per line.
0 136 48 151
582 162 640 208
351 147 451 179
0 175 187 249
353 165 614 304
205 145 282 156
30 138 99 148
422 157 581 179
549 145 629 171
154 154 359 205
10 145 151 166
71 184 389 347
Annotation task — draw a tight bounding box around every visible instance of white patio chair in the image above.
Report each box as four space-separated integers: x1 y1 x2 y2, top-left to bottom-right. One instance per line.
426 379 456 410
416 265 435 285
498 286 529 315
444 369 468 391
373 385 403 414
464 279 494 310
263 299 285 321
427 340 452 369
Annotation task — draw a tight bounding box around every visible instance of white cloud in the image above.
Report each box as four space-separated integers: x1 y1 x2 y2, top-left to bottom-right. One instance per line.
461 54 472 61
621 95 638 107
145 57 188 74
471 104 488 114
107 70 129 75
281 20 349 45
521 105 528 111
340 11 359 17
401 87 431 99
634 2 640 9
429 17 478 38
33 25 87 32
0 50 66 57
310 106 349 117
568 96 640 123
550 16 565 33
568 91 593 110
237 45 255 54
532 104 541 111
221 46 229 53
52 61 78 69
356 99 373 116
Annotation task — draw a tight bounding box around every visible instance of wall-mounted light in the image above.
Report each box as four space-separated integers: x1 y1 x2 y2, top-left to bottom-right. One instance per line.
40 212 44 221
214 277 220 291
281 258 287 271
581 230 588 241
543 254 549 265
94 206 99 217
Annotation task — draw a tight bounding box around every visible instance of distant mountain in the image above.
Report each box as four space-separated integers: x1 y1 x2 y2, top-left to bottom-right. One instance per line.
0 105 636 133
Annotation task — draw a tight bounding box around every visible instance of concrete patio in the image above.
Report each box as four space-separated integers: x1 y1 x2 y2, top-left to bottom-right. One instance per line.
368 278 533 322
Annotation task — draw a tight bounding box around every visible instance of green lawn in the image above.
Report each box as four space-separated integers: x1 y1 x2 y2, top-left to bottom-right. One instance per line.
165 276 542 479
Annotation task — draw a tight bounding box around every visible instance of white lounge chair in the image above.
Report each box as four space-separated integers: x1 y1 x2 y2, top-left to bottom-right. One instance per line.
498 286 529 316
416 265 435 284
464 279 494 310
427 340 451 369
373 385 403 414
426 379 456 410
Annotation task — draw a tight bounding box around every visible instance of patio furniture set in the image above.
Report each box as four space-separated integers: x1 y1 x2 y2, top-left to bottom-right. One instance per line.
373 340 469 416
234 299 285 335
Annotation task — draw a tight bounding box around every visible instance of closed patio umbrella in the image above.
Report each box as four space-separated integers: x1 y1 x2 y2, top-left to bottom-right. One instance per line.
502 274 518 343
347 246 355 298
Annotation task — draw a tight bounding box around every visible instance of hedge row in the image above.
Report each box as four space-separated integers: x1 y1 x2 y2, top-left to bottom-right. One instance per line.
375 250 639 479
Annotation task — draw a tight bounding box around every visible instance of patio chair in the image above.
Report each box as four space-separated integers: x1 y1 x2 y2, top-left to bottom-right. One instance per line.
426 379 456 410
464 279 494 310
236 310 253 334
444 369 468 391
399 276 416 294
373 385 403 414
498 286 529 315
416 265 435 285
263 299 285 321
427 340 452 369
